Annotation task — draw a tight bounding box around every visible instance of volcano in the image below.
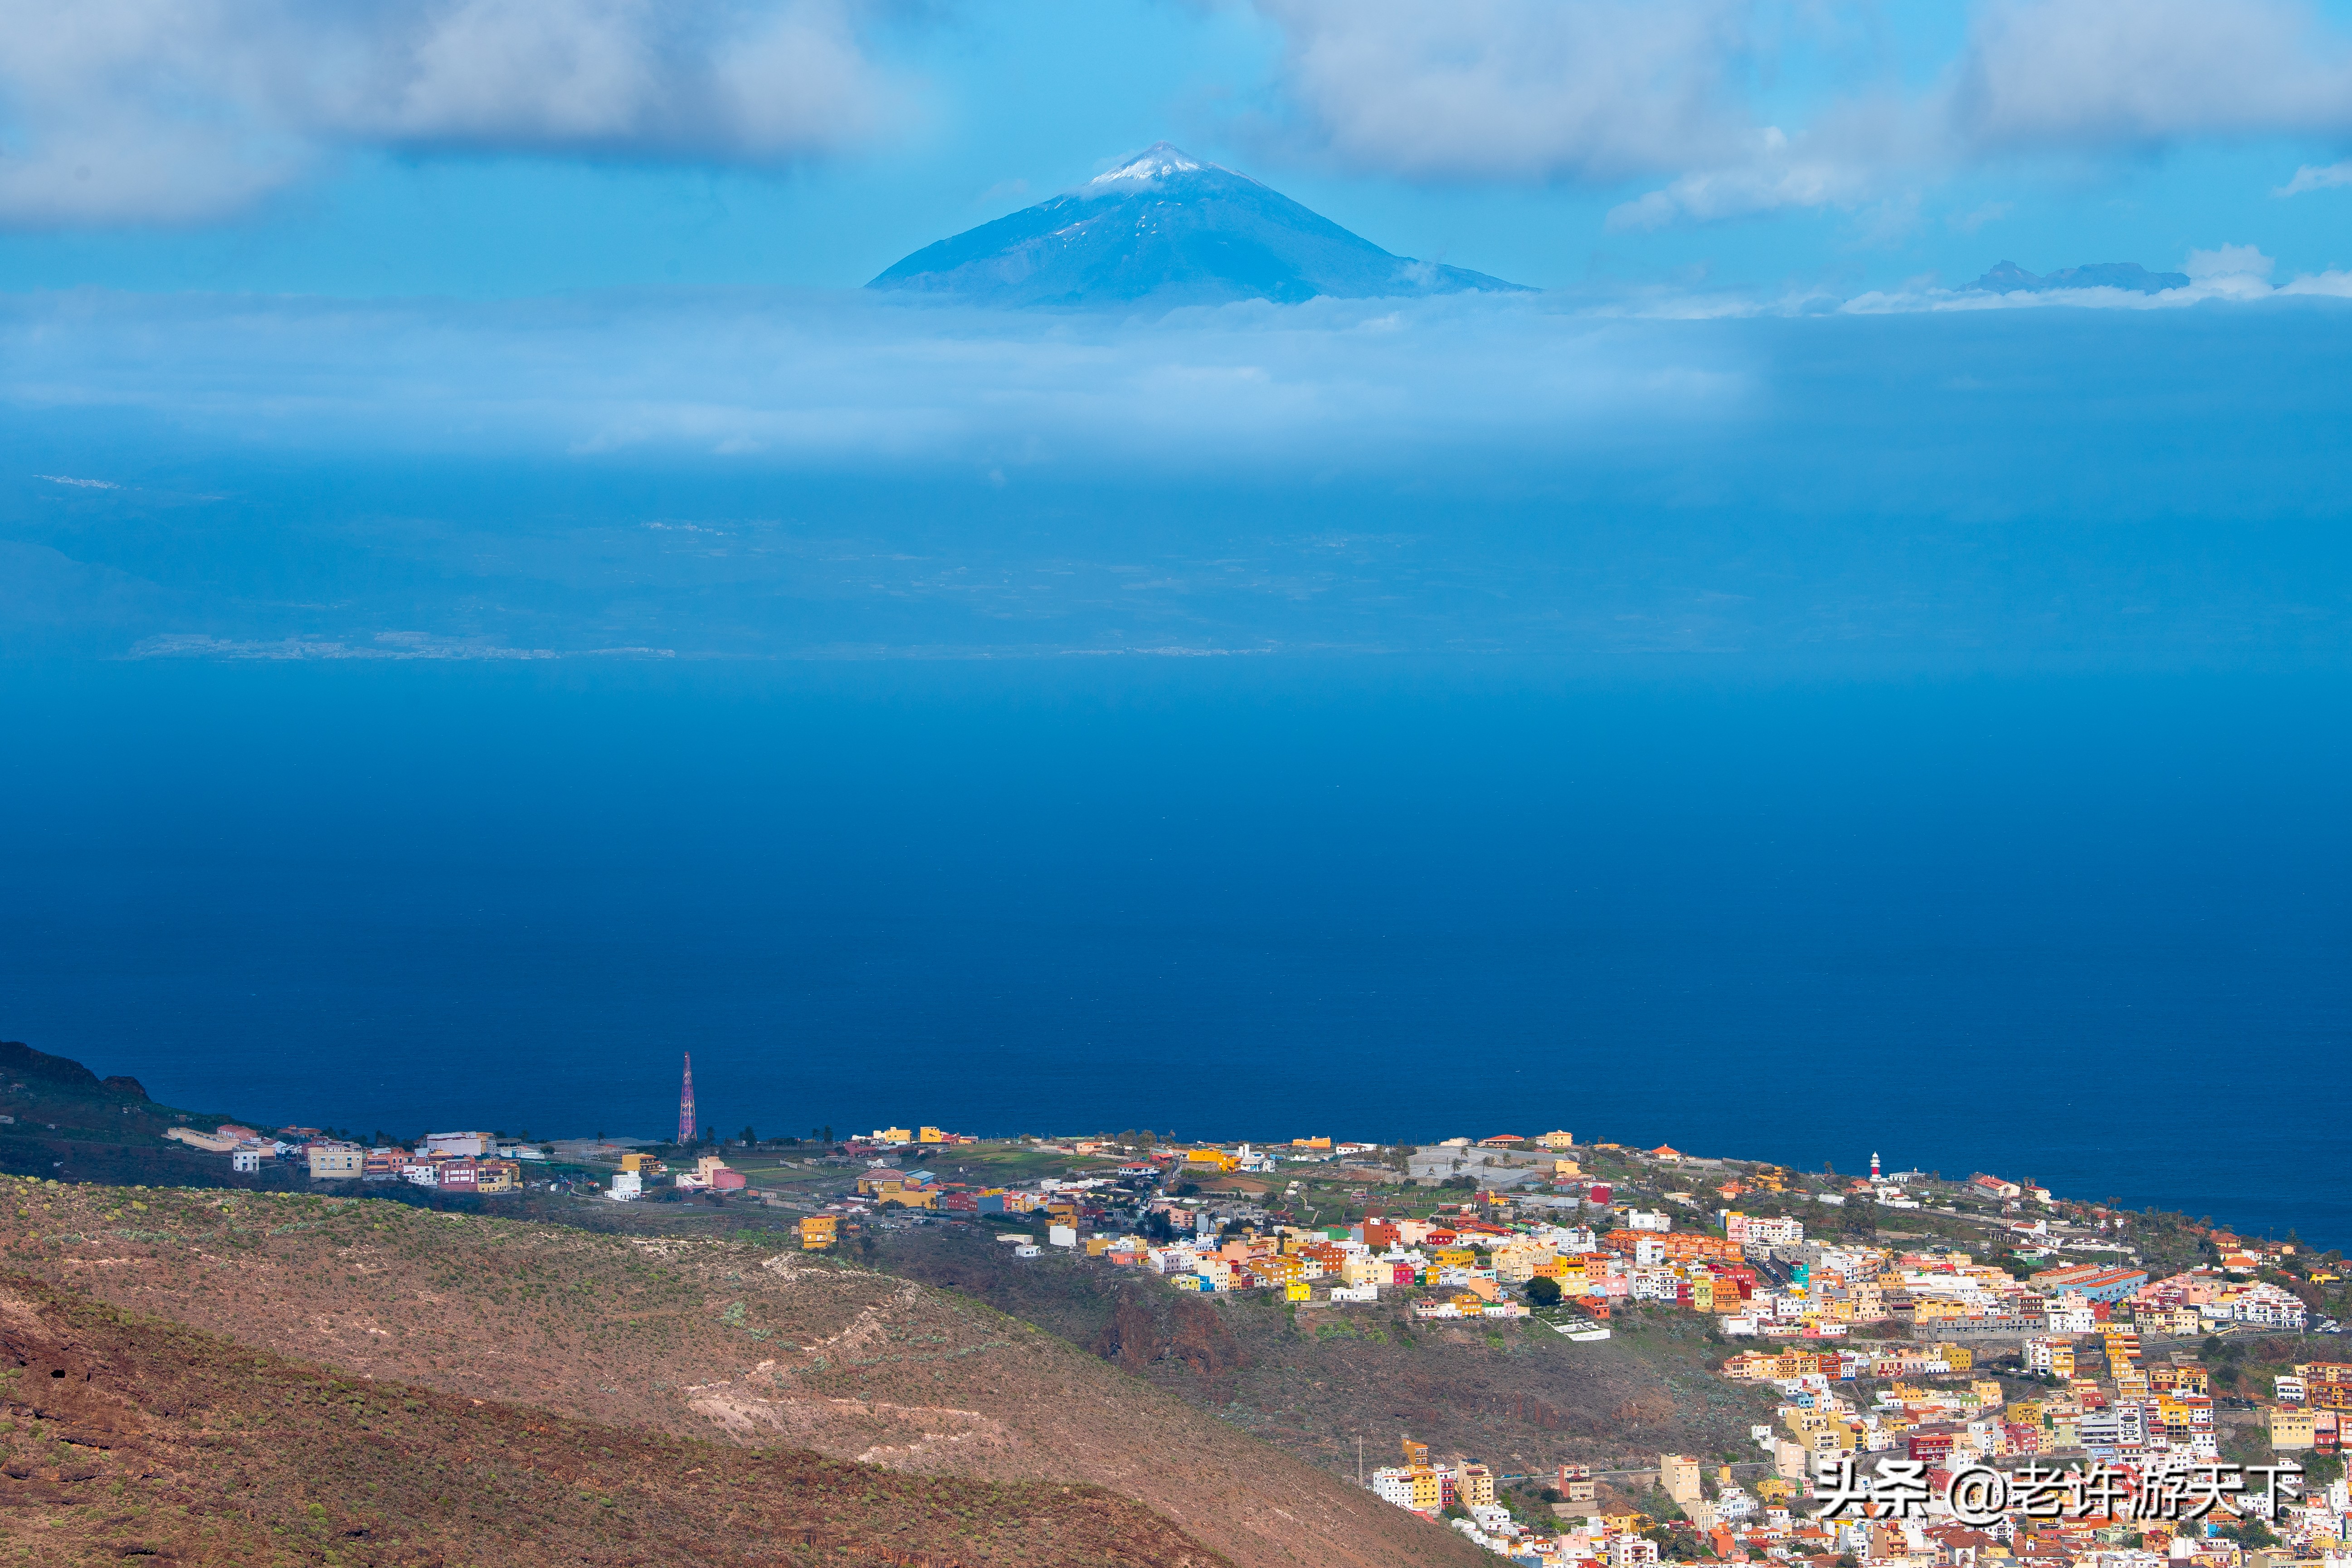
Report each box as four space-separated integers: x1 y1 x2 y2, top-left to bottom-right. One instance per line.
869 143 1529 307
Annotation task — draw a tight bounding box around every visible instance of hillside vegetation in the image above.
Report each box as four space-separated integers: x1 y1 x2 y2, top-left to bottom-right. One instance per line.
0 1040 300 1191
0 1181 1483 1568
880 1227 1779 1474
0 1270 1220 1567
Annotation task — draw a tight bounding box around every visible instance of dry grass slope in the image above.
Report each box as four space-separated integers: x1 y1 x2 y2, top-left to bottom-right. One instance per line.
0 1270 1225 1568
0 1183 1483 1568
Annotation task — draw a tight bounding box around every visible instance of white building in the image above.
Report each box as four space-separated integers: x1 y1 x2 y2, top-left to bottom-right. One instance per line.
2024 1336 2071 1374
608 1170 642 1201
424 1131 491 1158
2046 1294 2099 1333
1610 1536 1661 1568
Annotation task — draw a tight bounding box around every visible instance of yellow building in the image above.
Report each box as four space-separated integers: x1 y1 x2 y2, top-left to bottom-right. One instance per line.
1290 1136 1333 1150
1456 1464 1498 1508
1661 1454 1702 1509
2271 1406 2318 1450
1402 1436 1431 1467
873 1127 912 1145
1186 1148 1240 1173
1286 1281 1311 1301
917 1126 947 1144
1540 1131 1576 1150
1407 1467 1443 1510
798 1215 838 1251
1433 1247 1477 1268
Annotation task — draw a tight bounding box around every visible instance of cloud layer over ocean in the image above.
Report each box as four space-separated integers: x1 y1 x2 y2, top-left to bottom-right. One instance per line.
5 283 2352 664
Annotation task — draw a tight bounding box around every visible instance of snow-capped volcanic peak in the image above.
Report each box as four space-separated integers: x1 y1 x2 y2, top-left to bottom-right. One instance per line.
869 141 1529 307
1089 142 1211 186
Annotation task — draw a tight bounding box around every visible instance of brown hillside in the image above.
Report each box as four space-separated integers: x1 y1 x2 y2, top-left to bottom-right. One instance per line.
0 1183 1483 1568
0 1270 1222 1568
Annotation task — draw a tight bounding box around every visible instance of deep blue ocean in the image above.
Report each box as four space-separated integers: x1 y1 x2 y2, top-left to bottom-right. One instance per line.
4 660 2346 1246
8 299 2352 1245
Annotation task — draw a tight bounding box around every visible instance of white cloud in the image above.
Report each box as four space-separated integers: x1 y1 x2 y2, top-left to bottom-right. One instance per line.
127 633 675 659
2278 161 2352 196
0 0 908 227
1247 0 1751 182
1240 0 2352 234
0 289 1750 472
1605 126 1880 230
1951 0 2352 151
2184 243 2274 280
1837 265 2340 314
1947 201 2011 234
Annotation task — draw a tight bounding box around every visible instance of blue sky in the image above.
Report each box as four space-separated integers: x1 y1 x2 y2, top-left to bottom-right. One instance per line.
8 0 2352 296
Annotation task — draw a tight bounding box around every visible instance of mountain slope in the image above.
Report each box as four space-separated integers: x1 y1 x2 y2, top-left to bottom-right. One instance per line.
0 1269 1222 1567
881 1225 1780 1476
870 144 1528 307
2 1182 1486 1568
0 1037 309 1191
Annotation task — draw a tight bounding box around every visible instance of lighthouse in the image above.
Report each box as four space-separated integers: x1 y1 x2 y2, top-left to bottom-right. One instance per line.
678 1053 697 1144
1870 1150 1881 1179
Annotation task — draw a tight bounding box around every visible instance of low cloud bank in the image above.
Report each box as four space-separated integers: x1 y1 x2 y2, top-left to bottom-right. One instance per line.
6 281 2351 665
0 289 1752 472
10 273 2351 474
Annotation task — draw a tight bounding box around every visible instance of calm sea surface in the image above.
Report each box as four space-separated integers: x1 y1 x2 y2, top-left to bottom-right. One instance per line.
3 661 2347 1245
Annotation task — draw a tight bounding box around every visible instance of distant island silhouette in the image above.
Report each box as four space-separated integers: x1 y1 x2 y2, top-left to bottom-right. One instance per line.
1972 259 2190 294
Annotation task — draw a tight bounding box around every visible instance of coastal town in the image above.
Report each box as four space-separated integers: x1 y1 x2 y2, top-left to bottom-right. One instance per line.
154 1096 2352 1568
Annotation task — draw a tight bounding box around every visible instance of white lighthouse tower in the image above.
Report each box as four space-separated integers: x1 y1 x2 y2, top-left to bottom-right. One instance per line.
1870 1150 1881 1179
